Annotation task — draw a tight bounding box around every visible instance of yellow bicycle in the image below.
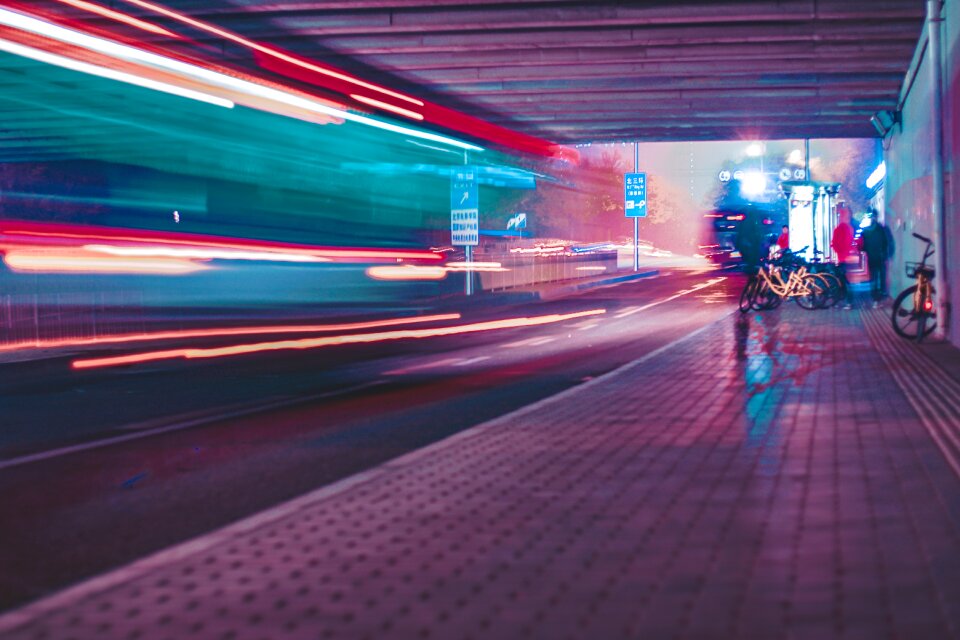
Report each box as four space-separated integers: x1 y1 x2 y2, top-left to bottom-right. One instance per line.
739 248 828 312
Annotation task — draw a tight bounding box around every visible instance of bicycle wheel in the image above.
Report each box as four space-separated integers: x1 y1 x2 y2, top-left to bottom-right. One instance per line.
795 275 826 310
816 273 843 308
739 277 756 313
892 284 937 339
914 286 937 342
752 278 780 310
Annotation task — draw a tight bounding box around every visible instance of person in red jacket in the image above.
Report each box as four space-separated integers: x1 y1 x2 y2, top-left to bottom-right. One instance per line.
776 225 790 253
831 214 856 309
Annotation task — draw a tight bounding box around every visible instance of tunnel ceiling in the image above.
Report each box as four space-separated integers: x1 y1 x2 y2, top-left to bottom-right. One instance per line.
113 0 925 144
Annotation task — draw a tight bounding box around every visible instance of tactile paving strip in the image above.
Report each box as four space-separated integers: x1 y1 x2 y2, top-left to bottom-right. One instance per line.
4 304 960 639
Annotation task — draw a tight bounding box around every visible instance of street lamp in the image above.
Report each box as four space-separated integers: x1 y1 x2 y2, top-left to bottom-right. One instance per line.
741 171 766 197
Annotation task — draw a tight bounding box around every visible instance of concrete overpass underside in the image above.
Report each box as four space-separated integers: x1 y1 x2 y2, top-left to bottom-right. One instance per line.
99 0 926 143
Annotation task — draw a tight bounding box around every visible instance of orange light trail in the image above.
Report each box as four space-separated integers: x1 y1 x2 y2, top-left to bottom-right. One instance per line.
0 313 461 353
71 309 607 369
2 249 207 274
349 94 424 120
113 0 424 107
0 221 445 264
365 262 508 280
52 0 178 37
366 265 448 281
82 244 330 263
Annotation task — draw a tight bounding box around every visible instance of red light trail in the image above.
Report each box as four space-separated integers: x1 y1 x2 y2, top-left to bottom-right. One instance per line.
71 309 607 369
0 314 462 353
0 221 444 274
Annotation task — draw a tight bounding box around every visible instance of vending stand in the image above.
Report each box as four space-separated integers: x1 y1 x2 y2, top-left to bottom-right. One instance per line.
779 180 841 261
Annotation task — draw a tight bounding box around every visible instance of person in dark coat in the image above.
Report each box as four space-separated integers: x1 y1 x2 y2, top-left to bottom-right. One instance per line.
735 212 765 274
859 212 890 307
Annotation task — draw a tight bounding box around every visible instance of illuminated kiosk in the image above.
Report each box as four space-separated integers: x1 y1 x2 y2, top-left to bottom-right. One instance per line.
779 181 841 261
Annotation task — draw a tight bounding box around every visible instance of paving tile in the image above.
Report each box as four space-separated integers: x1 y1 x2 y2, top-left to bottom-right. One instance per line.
3 303 960 639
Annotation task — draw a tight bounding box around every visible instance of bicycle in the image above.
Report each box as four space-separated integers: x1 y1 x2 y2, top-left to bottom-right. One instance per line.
892 232 937 342
776 248 840 309
807 250 846 308
738 247 826 312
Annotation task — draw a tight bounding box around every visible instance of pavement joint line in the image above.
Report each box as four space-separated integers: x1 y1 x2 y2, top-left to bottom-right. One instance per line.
0 380 386 472
860 307 960 481
0 288 736 635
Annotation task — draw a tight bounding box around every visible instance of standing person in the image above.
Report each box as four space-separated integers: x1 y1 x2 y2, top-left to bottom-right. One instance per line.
859 212 889 308
831 214 856 309
735 212 764 274
776 224 790 254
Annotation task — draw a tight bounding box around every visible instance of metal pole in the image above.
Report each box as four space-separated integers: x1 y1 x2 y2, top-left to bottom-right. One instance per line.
633 142 639 271
928 0 948 338
463 150 474 296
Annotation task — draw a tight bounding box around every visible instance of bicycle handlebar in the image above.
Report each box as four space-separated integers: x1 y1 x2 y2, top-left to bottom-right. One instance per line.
913 232 932 243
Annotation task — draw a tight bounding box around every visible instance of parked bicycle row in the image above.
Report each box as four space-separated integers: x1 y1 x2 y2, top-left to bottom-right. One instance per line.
738 247 847 313
738 233 939 344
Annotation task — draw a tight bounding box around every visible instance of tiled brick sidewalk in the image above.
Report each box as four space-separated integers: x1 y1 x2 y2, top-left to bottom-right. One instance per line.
3 304 960 639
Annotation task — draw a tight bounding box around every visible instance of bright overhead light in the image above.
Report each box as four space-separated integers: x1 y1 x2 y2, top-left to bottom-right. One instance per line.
740 171 767 196
0 7 483 151
0 37 234 108
866 161 886 189
745 142 764 157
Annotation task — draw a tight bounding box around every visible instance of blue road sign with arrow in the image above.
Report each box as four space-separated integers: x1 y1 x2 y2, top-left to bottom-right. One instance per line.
451 167 479 245
624 172 647 218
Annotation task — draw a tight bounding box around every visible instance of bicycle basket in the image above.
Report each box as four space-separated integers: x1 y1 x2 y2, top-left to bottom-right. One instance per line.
906 262 935 278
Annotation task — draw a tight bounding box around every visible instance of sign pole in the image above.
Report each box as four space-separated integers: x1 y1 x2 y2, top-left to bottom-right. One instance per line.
451 152 478 297
633 142 640 272
464 151 473 296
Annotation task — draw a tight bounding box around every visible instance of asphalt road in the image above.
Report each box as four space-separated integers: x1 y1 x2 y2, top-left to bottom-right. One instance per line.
0 268 741 610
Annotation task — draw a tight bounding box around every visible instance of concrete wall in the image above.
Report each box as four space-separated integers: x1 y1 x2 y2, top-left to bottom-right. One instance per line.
886 0 960 340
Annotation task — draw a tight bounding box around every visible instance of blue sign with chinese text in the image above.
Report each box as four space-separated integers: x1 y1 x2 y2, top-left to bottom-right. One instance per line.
451 167 479 246
624 172 647 218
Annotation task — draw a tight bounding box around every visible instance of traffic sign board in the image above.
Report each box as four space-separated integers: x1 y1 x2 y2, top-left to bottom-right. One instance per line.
624 172 647 218
451 167 479 245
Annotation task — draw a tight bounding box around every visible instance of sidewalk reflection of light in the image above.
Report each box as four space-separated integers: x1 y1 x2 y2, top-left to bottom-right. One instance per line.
0 314 461 353
72 309 607 369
